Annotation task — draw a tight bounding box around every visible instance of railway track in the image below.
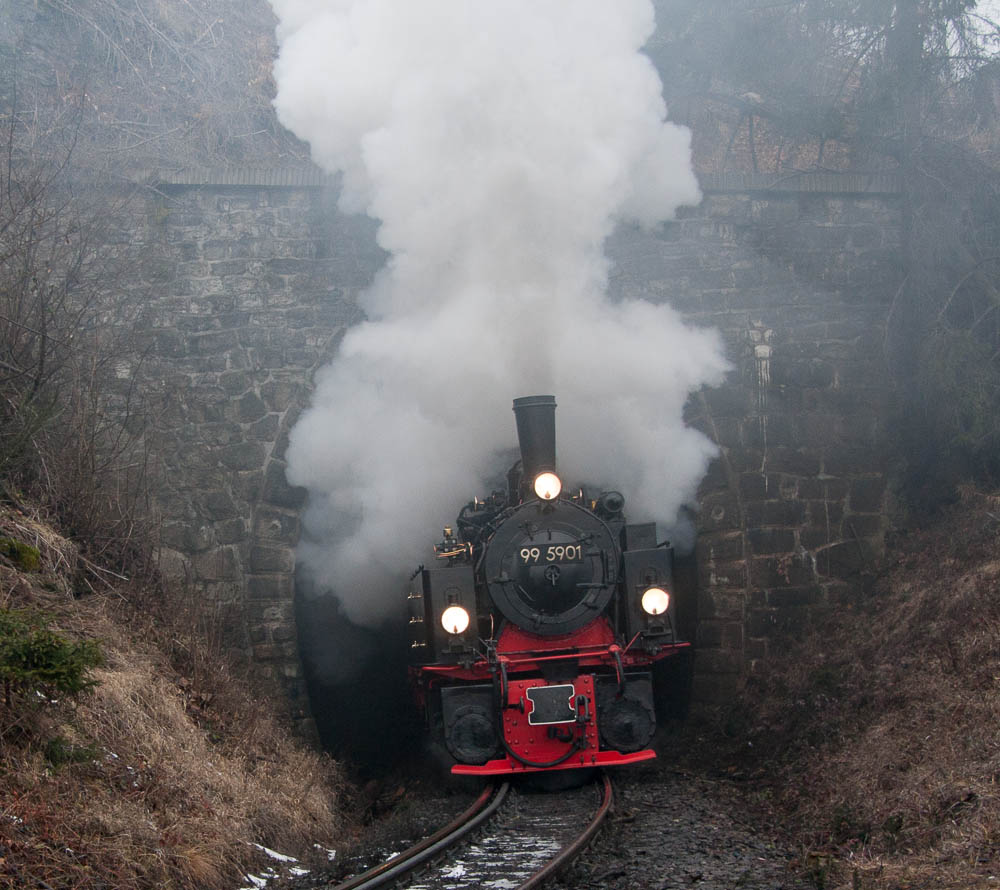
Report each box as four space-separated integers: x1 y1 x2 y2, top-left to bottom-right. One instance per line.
326 772 613 890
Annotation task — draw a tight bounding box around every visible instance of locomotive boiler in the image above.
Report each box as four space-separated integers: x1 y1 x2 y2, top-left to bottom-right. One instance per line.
407 396 691 776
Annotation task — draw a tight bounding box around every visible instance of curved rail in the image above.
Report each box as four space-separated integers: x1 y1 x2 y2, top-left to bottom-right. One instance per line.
516 771 613 890
328 781 509 890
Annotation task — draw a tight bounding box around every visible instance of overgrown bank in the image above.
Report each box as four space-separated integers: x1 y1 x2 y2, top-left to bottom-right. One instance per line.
0 504 349 890
686 486 1000 890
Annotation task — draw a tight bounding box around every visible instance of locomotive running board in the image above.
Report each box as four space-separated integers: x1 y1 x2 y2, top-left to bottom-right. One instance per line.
451 748 656 776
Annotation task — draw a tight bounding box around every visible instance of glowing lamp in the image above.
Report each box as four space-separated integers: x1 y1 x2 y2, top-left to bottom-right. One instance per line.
440 605 470 635
641 586 670 616
533 471 562 501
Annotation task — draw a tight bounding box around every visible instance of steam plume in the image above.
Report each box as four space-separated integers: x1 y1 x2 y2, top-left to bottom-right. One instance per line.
269 0 729 625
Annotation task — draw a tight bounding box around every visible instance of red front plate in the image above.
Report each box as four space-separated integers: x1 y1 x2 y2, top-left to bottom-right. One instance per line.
450 672 657 776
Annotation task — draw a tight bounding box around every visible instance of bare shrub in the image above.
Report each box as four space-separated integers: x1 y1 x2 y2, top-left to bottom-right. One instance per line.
0 69 161 582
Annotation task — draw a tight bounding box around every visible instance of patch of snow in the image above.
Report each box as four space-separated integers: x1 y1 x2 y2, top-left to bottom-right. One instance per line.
251 843 298 863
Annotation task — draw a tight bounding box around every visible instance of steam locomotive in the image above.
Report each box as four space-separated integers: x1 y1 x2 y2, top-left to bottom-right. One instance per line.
407 396 691 776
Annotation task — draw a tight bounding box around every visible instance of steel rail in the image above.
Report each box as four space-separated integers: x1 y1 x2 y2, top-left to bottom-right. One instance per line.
516 771 613 890
327 781 509 890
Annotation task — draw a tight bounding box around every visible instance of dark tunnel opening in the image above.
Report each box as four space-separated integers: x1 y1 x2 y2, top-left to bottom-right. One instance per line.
294 566 423 780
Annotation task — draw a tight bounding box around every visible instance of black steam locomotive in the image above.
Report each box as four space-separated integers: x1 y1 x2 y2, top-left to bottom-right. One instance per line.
408 396 691 776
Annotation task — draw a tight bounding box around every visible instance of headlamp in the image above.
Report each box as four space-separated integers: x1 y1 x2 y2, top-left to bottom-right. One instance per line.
532 471 562 501
641 586 670 616
440 605 470 635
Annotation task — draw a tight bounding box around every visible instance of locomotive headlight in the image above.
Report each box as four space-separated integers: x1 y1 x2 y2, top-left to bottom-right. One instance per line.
641 586 670 616
440 605 470 635
533 471 562 500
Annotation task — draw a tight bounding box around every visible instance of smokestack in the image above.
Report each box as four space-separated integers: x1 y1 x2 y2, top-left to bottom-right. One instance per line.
513 395 557 480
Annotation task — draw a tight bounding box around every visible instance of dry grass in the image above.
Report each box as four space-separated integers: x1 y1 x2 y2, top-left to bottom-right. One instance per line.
700 486 1000 889
0 505 350 890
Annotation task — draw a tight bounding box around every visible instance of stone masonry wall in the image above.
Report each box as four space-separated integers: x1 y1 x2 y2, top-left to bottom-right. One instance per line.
608 176 900 700
128 169 901 725
135 175 383 733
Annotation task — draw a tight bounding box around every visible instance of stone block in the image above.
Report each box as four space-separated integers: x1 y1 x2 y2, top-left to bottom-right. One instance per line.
250 545 295 574
739 472 768 500
260 379 302 412
251 642 285 661
191 547 239 581
751 555 816 588
702 384 751 418
215 518 248 545
696 587 746 619
699 457 729 492
247 573 294 601
271 624 297 643
697 531 744 563
197 422 242 447
800 527 836 551
211 260 248 276
218 441 266 471
160 520 214 553
246 599 295 624
798 414 847 448
815 540 868 578
747 527 796 555
765 447 820 476
234 469 264 503
237 392 268 423
805 500 844 526
189 329 240 355
697 491 742 532
745 499 806 528
726 448 767 474
267 258 311 275
248 414 280 441
156 547 191 585
202 489 239 520
253 507 301 546
262 460 307 509
220 370 251 396
696 621 723 647
770 358 836 389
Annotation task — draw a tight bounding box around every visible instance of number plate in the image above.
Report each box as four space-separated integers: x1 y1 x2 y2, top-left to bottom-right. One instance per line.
526 684 576 725
518 543 585 565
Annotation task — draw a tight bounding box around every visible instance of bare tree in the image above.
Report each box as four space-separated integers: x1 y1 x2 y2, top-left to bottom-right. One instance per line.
0 71 158 577
651 0 1000 496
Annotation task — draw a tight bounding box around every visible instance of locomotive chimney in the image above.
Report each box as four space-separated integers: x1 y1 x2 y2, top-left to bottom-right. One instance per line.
512 395 557 480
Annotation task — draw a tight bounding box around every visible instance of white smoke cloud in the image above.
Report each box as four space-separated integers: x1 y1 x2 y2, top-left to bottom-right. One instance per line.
269 0 730 625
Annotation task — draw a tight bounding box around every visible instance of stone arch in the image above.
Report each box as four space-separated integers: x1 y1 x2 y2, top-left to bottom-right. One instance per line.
139 168 901 720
